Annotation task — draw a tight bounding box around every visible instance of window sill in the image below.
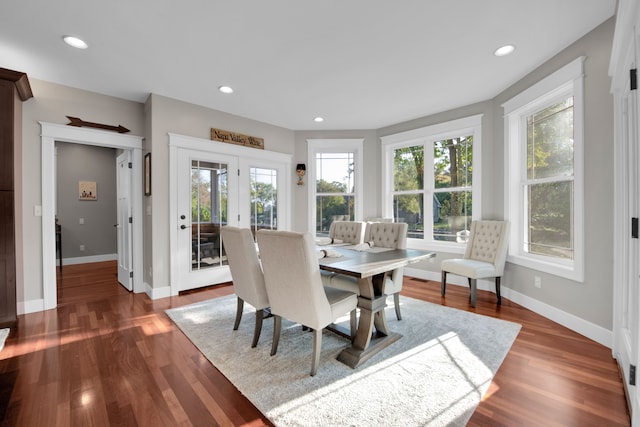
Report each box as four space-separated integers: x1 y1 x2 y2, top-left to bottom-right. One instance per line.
507 252 583 283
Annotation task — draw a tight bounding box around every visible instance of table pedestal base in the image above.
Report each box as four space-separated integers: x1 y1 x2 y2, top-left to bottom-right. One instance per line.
337 332 402 368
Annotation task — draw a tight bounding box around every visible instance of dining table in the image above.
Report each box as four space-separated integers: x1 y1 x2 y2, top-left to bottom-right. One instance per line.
318 245 435 368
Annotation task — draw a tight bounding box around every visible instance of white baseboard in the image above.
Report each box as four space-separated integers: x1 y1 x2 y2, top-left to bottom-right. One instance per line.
404 267 613 349
62 253 117 265
18 298 44 315
146 283 171 300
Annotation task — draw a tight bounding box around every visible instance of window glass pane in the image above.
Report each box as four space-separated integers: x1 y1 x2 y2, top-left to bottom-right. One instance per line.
316 152 354 193
250 167 277 235
393 194 423 239
191 160 227 270
527 181 573 259
434 136 473 189
434 191 472 242
394 146 424 191
316 195 354 235
527 97 574 180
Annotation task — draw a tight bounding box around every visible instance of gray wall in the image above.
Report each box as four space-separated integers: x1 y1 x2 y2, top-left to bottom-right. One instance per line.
56 142 118 259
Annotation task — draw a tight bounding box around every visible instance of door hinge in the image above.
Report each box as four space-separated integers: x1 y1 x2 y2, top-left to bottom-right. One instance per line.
128 162 133 169
632 217 639 239
238 214 240 221
630 364 636 386
631 69 637 90
129 217 133 224
237 169 240 176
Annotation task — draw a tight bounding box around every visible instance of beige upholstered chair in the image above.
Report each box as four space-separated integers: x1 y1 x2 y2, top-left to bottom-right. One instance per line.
328 220 366 244
440 220 510 308
324 222 409 320
221 226 270 348
256 229 358 376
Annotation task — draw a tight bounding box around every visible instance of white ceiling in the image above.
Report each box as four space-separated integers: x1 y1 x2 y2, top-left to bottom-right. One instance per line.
1 1 616 130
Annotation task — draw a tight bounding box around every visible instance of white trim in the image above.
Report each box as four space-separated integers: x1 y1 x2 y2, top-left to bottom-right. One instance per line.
62 253 117 265
380 115 482 251
39 122 144 312
307 139 364 233
503 58 585 282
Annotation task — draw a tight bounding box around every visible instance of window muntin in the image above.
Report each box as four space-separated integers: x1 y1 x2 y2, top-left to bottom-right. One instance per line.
524 97 574 260
307 139 363 236
382 115 481 250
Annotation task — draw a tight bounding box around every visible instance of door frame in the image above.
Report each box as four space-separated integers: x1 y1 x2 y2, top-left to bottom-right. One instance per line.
40 122 144 309
168 132 292 296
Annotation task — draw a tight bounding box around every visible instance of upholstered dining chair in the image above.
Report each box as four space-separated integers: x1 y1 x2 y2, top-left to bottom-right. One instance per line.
256 229 358 376
221 226 270 348
328 220 366 245
324 222 409 321
440 220 510 308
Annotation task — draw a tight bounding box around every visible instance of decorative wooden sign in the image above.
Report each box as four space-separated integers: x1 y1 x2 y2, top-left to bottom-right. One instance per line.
210 128 264 150
67 116 130 133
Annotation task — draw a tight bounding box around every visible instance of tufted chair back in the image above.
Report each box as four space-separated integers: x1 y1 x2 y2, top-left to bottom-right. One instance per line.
329 221 366 244
364 222 408 249
464 220 510 276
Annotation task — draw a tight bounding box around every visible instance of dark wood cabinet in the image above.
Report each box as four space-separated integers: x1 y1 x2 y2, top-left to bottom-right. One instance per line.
0 68 32 328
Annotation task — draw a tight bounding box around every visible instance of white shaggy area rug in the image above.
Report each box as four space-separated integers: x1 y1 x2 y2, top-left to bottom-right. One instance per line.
0 328 8 353
166 295 520 426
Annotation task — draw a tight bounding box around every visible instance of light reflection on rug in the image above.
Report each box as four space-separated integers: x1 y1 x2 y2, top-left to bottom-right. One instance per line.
167 295 520 426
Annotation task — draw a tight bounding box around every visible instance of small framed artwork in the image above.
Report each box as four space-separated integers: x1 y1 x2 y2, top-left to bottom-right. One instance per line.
144 153 152 196
79 181 97 201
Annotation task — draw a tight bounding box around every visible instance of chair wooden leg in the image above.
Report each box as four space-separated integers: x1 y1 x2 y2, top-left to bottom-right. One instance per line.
393 293 402 320
311 328 322 376
251 309 264 348
495 276 502 305
271 315 282 356
441 271 447 296
469 278 477 308
233 297 244 330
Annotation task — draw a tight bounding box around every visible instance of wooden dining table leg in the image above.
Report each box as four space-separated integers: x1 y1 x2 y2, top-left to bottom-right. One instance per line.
337 272 401 368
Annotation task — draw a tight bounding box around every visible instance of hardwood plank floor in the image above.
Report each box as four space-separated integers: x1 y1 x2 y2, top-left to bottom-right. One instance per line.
0 261 630 426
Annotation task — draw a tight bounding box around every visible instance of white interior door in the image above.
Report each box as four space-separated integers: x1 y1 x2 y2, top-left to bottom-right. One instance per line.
175 148 238 292
116 151 133 291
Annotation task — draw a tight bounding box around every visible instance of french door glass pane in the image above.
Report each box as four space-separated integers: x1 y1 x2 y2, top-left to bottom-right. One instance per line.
316 195 354 235
433 191 472 242
250 167 278 237
191 160 228 271
526 181 573 259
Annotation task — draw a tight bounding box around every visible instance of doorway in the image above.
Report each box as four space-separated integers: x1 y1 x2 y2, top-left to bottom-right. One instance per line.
40 122 143 310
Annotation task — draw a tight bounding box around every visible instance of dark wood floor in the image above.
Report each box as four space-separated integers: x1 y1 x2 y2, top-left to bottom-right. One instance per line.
0 261 630 426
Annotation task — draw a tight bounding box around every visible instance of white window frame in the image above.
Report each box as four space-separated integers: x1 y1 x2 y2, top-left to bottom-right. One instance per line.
503 57 585 282
380 115 482 252
307 139 364 234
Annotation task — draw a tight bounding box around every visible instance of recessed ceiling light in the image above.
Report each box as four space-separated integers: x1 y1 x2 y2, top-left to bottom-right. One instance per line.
218 85 234 94
494 44 515 57
313 117 324 123
63 36 88 49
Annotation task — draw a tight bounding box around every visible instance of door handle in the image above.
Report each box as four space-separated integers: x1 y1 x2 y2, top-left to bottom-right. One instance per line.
180 225 187 230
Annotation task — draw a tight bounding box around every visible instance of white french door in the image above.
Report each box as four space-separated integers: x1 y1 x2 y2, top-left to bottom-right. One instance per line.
169 133 291 295
175 149 238 292
116 151 133 291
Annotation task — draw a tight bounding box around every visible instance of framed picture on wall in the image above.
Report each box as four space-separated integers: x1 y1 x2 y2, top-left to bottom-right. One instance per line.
79 181 97 200
144 153 152 196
